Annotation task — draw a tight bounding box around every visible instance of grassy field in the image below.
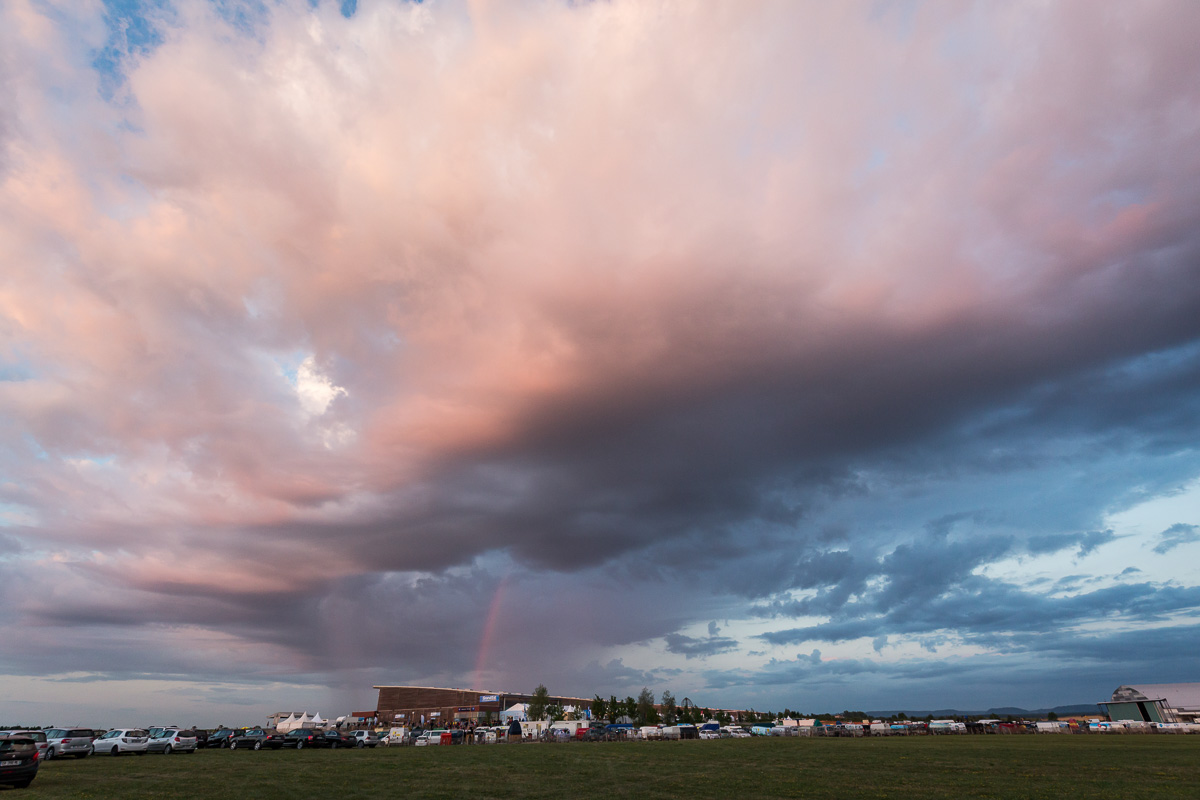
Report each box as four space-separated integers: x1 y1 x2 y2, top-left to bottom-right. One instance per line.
16 736 1200 799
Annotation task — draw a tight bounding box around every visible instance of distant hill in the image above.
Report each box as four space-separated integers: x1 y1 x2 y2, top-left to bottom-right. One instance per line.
866 704 1102 719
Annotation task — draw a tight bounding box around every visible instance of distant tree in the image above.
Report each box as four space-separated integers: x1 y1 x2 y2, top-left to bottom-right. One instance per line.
623 696 638 722
1047 711 1058 721
609 696 622 721
637 688 658 725
591 696 608 722
661 691 677 725
528 685 550 721
897 712 908 721
546 704 565 722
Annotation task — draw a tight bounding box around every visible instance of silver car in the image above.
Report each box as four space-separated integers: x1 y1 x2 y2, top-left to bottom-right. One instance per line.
146 728 198 754
94 729 150 756
43 728 95 759
351 730 381 748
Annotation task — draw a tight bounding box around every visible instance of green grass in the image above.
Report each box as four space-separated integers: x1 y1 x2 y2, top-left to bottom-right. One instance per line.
20 736 1200 799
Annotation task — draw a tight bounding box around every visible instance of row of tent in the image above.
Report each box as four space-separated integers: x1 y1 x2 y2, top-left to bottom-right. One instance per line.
274 712 330 732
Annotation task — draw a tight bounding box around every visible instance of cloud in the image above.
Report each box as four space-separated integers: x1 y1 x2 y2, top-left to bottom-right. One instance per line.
663 633 740 660
0 0 1199 723
1153 523 1199 554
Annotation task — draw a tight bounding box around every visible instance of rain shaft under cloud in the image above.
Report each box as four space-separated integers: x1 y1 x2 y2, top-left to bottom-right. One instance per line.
1 0 1199 724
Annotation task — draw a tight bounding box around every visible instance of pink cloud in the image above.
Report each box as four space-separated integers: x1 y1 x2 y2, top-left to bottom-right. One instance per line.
1 0 1198 708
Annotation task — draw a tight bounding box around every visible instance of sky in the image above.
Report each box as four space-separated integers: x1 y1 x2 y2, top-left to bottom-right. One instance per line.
1 0 1199 728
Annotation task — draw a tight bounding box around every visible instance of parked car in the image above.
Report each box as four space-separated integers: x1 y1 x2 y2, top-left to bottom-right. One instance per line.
192 729 209 748
228 729 284 751
0 734 40 790
350 730 381 748
206 728 238 748
0 731 46 760
42 728 94 760
147 729 198 754
315 729 352 749
414 729 448 747
281 729 319 749
94 729 150 756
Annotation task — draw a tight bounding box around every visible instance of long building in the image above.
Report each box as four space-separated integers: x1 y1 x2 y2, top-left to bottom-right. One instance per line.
374 685 592 727
1100 683 1200 723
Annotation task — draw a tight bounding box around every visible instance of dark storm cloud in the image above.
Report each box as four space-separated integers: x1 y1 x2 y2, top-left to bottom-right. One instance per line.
227 293 1200 585
663 633 740 660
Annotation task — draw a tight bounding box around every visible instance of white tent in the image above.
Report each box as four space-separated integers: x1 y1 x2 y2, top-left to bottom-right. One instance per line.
310 713 326 727
502 703 528 722
277 713 299 733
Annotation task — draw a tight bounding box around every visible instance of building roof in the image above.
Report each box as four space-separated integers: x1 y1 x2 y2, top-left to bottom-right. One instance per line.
373 685 502 693
373 685 593 703
1110 683 1200 710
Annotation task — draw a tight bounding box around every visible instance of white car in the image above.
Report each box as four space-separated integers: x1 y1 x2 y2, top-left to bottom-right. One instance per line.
94 729 150 756
414 729 448 746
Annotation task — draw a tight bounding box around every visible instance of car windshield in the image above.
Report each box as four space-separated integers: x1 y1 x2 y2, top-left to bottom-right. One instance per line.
151 731 172 739
67 729 93 738
0 740 36 754
44 729 66 738
100 731 119 739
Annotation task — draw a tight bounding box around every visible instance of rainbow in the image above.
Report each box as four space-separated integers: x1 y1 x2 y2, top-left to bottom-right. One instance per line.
473 575 508 690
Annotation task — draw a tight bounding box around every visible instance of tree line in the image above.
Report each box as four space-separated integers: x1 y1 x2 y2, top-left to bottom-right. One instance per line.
524 685 880 727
